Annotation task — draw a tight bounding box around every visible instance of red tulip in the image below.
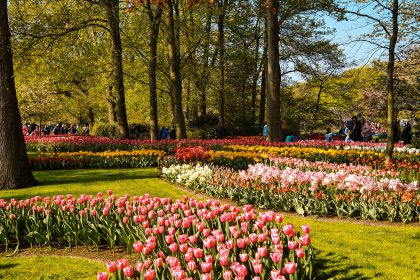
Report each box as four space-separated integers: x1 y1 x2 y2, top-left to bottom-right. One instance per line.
106 261 117 273
189 235 197 244
288 240 298 250
257 247 268 257
97 272 108 280
205 255 214 264
133 241 143 253
237 238 247 249
145 269 155 280
239 253 249 262
223 270 233 280
299 234 311 246
219 255 229 267
117 258 128 270
123 265 134 277
169 242 178 253
187 260 197 271
194 248 204 258
201 273 212 280
295 248 305 258
135 262 143 272
180 243 189 253
284 262 297 274
201 262 213 273
270 270 286 280
253 263 264 274
301 225 310 234
154 258 163 267
270 252 282 263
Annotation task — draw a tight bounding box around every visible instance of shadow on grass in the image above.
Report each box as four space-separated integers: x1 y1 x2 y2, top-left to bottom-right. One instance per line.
315 251 378 280
34 169 159 186
0 263 18 270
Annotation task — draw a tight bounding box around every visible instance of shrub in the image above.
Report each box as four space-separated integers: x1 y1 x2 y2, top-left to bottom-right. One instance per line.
92 123 121 138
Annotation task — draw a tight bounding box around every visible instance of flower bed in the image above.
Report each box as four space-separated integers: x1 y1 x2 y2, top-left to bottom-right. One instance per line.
0 193 315 280
162 164 420 223
29 149 165 170
25 136 416 154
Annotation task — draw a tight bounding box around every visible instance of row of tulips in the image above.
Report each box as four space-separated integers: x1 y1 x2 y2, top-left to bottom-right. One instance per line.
25 135 414 154
162 164 419 223
29 149 165 170
0 192 315 279
225 145 420 172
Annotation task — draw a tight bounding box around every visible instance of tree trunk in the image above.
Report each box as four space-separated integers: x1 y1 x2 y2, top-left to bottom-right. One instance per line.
265 0 282 142
166 0 187 139
218 0 226 128
107 85 117 123
104 0 129 139
251 6 263 126
259 32 267 127
385 0 399 162
0 0 36 189
312 81 323 132
88 106 95 125
147 1 162 141
199 11 212 117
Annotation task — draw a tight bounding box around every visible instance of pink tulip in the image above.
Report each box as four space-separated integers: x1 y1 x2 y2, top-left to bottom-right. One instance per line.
301 225 311 234
270 252 282 263
219 255 229 267
145 269 155 280
299 234 311 246
135 262 143 272
239 253 249 262
201 262 213 273
284 262 297 274
97 272 108 280
180 243 189 253
201 273 212 280
178 234 188 243
253 263 264 274
282 224 294 235
205 255 214 264
189 235 198 244
117 258 128 270
295 248 305 258
275 214 284 223
237 238 247 249
187 260 197 271
107 261 117 273
223 270 233 280
194 248 204 258
270 270 286 280
204 236 216 249
123 216 129 224
288 240 298 250
133 241 143 253
154 258 163 267
257 247 268 257
169 242 178 253
123 265 134 277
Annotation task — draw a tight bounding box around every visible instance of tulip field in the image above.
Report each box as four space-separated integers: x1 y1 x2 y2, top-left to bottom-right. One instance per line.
0 136 419 279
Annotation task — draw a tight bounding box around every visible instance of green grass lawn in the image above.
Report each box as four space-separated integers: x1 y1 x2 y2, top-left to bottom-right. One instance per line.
0 168 419 280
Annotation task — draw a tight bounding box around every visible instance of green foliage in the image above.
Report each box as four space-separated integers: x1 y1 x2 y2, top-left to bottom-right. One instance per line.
92 123 121 138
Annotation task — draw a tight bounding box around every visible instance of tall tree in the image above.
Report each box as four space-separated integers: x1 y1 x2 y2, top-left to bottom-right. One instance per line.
101 0 130 138
0 0 36 189
344 0 418 160
265 0 282 141
165 0 187 138
146 0 162 140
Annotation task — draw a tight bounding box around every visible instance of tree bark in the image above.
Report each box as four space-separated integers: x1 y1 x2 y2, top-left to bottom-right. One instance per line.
146 1 162 141
199 11 212 117
107 85 117 123
312 81 323 132
259 28 268 127
217 0 226 128
0 0 36 189
265 0 282 142
165 0 187 139
104 0 129 139
385 0 399 162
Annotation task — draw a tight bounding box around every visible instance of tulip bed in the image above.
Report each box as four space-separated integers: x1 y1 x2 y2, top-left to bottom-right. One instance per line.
29 149 165 170
162 164 419 223
0 192 314 280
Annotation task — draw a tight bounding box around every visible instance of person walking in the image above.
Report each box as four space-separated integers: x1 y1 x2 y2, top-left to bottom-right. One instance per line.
400 121 412 144
361 117 372 142
263 122 268 141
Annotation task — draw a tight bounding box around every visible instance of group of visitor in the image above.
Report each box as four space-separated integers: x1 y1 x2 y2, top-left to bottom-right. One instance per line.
159 127 176 140
22 123 90 137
